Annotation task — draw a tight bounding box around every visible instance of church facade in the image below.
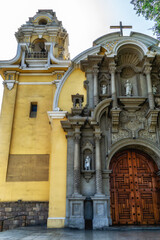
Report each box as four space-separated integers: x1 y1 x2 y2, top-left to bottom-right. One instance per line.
0 10 160 230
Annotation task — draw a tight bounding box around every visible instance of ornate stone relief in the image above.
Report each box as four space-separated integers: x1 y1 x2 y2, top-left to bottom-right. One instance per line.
112 129 129 143
111 104 157 143
139 127 157 142
104 40 118 54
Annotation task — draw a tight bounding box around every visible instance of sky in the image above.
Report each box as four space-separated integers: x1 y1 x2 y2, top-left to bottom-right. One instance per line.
0 0 157 112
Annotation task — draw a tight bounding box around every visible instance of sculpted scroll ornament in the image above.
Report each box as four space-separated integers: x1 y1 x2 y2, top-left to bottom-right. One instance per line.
139 128 156 142
112 129 129 143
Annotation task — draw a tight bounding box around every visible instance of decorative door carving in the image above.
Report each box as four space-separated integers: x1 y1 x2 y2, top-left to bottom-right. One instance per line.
110 150 160 225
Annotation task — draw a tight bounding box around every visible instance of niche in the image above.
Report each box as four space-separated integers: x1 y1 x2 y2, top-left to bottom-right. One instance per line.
81 141 94 182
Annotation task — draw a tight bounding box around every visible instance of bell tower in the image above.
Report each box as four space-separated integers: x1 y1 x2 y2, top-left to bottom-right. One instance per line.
15 9 70 68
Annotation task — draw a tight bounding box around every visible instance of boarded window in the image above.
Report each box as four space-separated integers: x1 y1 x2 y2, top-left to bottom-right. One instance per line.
30 102 37 118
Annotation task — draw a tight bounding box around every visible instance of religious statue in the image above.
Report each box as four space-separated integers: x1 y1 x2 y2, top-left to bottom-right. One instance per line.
101 85 107 95
152 84 157 95
125 80 132 96
84 155 91 170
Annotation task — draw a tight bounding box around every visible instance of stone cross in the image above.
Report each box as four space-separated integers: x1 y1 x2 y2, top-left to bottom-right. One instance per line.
110 21 132 36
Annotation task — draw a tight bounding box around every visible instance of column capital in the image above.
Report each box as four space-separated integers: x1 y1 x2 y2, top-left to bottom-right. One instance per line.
143 63 152 75
74 127 81 142
109 62 116 73
92 65 99 75
94 127 102 140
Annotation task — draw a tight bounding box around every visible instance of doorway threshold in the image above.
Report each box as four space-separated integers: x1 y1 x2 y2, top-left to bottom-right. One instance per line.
103 225 160 231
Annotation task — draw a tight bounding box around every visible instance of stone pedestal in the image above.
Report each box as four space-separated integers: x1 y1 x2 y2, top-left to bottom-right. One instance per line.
68 197 86 229
91 196 110 229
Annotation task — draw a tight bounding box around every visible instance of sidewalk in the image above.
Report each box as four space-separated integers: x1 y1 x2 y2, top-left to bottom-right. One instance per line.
0 226 160 240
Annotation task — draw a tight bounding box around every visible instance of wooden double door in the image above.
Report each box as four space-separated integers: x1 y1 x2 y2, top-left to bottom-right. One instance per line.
110 150 160 225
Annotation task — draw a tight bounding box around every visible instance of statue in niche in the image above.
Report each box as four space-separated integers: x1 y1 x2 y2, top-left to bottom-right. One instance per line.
125 80 132 96
84 155 91 170
101 85 107 95
152 84 157 95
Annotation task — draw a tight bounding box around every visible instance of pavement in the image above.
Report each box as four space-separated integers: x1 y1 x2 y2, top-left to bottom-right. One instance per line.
0 226 160 240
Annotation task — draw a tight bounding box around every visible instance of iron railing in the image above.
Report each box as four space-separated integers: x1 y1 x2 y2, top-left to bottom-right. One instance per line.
25 51 48 59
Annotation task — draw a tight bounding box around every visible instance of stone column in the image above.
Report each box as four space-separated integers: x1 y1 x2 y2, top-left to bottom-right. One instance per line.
109 62 117 108
94 127 103 196
93 66 99 106
92 131 110 229
144 63 155 109
73 127 81 196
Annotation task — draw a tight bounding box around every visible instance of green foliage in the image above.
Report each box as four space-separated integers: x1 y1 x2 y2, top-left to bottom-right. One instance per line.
130 0 160 39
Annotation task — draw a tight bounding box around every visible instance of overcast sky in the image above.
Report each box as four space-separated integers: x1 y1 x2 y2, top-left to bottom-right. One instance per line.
0 0 157 112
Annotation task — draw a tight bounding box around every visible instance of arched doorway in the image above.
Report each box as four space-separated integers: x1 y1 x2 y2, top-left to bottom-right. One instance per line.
110 149 160 225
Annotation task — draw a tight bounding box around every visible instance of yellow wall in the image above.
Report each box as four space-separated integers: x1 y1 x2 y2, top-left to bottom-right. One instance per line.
59 69 86 112
0 66 86 226
0 75 56 201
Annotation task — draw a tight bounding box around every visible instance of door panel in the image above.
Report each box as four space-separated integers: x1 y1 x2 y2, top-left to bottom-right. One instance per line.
110 150 160 225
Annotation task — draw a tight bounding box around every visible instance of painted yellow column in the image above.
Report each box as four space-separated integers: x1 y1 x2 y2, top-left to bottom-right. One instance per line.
0 72 18 184
47 111 67 228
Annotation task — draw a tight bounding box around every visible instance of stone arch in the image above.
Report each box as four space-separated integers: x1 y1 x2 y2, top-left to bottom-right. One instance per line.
113 39 149 57
32 38 47 52
92 98 112 123
106 138 160 170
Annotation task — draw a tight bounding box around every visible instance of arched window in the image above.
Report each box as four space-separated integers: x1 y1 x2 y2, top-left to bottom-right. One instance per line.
38 19 47 25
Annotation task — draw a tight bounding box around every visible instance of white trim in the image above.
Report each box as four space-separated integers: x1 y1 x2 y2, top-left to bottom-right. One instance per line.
0 43 21 65
48 217 65 220
19 82 53 85
3 80 61 86
49 43 71 66
53 66 74 110
112 38 150 56
20 72 65 76
53 45 101 110
47 110 67 121
3 80 19 84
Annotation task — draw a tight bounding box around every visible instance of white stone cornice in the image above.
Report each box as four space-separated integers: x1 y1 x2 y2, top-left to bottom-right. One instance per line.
47 110 67 122
19 82 53 85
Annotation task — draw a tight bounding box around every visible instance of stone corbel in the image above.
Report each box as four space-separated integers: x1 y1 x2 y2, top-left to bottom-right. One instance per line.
47 110 67 127
81 170 95 182
52 80 61 88
3 80 18 90
110 108 121 133
146 109 160 133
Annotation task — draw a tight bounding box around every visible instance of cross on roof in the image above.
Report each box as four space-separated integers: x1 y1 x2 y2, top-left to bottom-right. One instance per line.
110 21 132 36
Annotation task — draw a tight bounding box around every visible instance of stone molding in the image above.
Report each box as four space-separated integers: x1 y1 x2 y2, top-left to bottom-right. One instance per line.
3 80 18 90
47 110 67 122
107 138 160 169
